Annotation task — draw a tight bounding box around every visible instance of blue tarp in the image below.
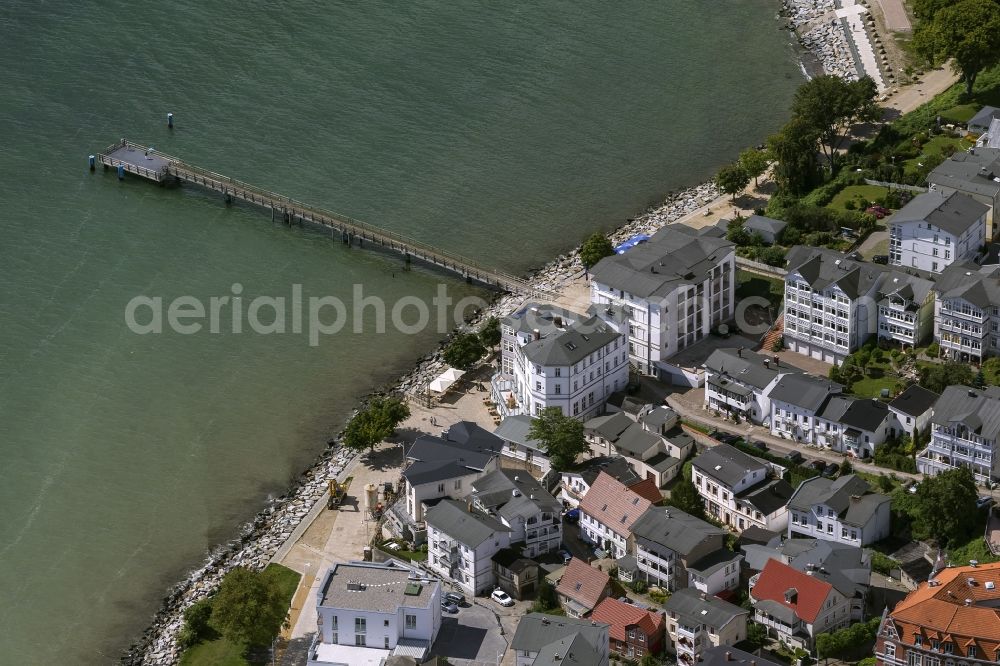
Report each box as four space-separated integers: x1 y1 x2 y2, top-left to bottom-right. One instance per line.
613 234 650 254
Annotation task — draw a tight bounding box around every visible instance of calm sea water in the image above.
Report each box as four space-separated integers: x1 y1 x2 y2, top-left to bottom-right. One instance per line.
0 1 801 662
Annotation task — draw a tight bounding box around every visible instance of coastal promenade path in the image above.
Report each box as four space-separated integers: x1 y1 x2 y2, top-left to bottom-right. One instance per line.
96 139 551 297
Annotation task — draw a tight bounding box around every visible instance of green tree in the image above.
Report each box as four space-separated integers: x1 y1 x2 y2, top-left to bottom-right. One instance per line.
211 567 287 648
877 474 894 493
531 579 560 612
745 622 768 650
790 75 880 173
768 118 823 195
912 0 952 19
342 397 411 453
528 407 587 471
926 342 940 358
914 0 1000 97
443 332 486 370
640 654 665 666
838 459 854 478
668 478 706 520
716 162 751 201
982 356 1000 385
178 597 214 648
726 218 751 245
739 147 770 189
580 232 615 269
479 316 501 349
918 362 975 394
853 348 872 377
913 467 980 545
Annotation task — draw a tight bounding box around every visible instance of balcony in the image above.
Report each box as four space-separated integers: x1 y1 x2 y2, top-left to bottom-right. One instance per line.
939 306 985 322
939 320 985 336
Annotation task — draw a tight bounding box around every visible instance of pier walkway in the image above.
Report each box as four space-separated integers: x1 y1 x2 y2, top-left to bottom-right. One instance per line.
98 139 546 296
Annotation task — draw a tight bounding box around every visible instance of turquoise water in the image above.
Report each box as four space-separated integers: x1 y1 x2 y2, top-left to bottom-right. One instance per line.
0 1 801 662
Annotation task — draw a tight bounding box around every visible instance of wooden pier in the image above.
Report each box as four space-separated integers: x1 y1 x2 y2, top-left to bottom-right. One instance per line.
97 139 548 296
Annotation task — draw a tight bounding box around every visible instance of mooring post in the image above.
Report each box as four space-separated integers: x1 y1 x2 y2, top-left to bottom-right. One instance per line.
117 164 125 180
271 207 275 222
88 155 95 171
405 252 411 270
167 112 174 129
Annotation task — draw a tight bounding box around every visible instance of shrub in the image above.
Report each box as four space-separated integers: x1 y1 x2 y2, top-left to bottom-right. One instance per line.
844 198 857 210
926 342 940 358
772 336 784 352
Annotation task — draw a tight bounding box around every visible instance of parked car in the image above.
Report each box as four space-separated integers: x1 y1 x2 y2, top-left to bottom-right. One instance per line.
445 592 466 606
977 496 994 510
822 462 840 478
784 450 804 465
559 549 572 564
441 600 459 614
866 205 890 219
872 254 889 265
491 589 515 607
564 509 580 524
750 440 768 452
809 459 827 472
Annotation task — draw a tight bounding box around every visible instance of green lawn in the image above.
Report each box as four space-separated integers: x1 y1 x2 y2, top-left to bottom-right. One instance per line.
827 185 890 211
179 564 302 666
850 374 899 399
941 102 994 125
946 533 1000 565
901 135 967 176
735 270 784 310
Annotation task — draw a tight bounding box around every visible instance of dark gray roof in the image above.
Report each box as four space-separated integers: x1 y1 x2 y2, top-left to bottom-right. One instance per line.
591 225 734 300
613 423 662 458
927 148 1000 198
704 347 804 390
511 613 609 653
503 303 583 337
788 475 889 527
494 415 546 453
584 412 634 442
687 549 743 577
663 587 748 628
934 261 1000 309
754 598 799 625
930 385 1000 441
879 270 934 306
403 423 502 486
835 398 890 433
522 314 620 367
572 456 641 488
692 444 767 487
889 385 940 418
533 631 602 666
700 646 785 666
742 537 871 600
970 106 1000 129
492 548 537 575
889 191 989 236
745 215 788 235
739 478 795 516
738 526 780 547
645 450 681 473
606 392 648 416
767 373 843 413
424 499 510 547
472 469 561 516
630 506 726 557
641 406 677 430
786 246 887 300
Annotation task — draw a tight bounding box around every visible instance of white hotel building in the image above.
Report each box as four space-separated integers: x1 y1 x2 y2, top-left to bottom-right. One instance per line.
888 191 988 273
589 224 735 382
933 262 1000 364
492 304 628 422
918 384 1000 485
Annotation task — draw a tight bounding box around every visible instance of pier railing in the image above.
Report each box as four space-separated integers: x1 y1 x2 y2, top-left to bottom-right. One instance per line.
98 140 550 297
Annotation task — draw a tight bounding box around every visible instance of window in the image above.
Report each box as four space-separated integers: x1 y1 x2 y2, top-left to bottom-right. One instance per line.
384 619 389 627
943 643 953 655
355 617 367 646
555 384 562 395
967 647 977 659
555 368 561 377
886 644 896 659
454 479 462 490
437 483 445 493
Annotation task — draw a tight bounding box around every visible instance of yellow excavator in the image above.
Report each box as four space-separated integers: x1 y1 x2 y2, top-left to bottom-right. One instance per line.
328 479 348 509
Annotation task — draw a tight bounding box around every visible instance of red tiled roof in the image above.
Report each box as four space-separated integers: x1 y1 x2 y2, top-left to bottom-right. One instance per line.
628 477 664 505
556 557 611 611
591 597 665 643
751 559 833 624
889 561 1000 651
579 471 655 538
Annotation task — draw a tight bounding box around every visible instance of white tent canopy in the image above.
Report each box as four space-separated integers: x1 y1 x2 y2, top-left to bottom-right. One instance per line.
429 367 465 393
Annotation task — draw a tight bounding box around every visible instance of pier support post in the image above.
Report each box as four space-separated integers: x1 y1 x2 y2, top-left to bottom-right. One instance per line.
167 113 174 129
224 192 232 205
89 155 95 171
271 208 275 222
117 164 125 180
342 231 349 245
405 253 411 270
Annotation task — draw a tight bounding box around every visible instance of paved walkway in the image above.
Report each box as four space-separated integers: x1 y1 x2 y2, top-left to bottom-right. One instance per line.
875 0 911 32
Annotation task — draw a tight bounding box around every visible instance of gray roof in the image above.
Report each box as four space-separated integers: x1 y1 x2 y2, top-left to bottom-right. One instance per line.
742 537 871 600
767 373 843 413
503 303 583 337
889 385 940 418
612 423 663 458
786 246 886 300
889 191 989 237
492 548 537 575
754 598 799 625
403 423 502 486
645 450 682 473
511 613 609 653
494 415 546 453
591 225 735 300
927 148 1000 199
423 499 510 547
472 468 561 515
663 587 748 628
584 412 634 442
879 270 934 306
970 106 1000 129
572 455 641 488
641 406 677 430
319 561 437 611
521 314 620 367
687 549 743 577
704 347 803 390
739 478 795 516
700 646 785 666
930 384 1000 441
835 398 890 433
533 631 602 666
934 261 1000 309
630 506 726 557
787 474 889 527
692 444 767 487
745 215 788 235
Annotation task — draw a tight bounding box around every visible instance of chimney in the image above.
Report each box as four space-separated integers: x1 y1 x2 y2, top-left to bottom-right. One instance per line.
773 355 780 367
738 347 744 358
726 652 733 661
533 329 541 341
965 598 973 606
554 316 564 328
763 358 770 368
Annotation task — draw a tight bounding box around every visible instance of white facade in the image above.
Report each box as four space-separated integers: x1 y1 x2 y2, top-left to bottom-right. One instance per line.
634 542 676 589
750 573 850 650
405 467 496 524
783 273 875 366
935 296 996 364
580 509 630 559
426 513 511 597
889 217 984 274
692 451 788 533
687 555 743 597
919 421 999 484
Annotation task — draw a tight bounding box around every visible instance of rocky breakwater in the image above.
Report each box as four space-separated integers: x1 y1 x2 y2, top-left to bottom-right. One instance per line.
783 0 861 80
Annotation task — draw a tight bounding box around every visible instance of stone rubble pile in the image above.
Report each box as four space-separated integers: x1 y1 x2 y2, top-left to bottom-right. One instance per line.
782 0 863 81
124 178 724 664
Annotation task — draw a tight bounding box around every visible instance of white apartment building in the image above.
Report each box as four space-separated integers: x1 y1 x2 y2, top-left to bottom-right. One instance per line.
590 224 735 381
309 560 441 666
888 191 988 273
786 474 891 546
492 304 628 421
750 558 850 650
511 613 611 666
584 407 691 488
918 384 1000 484
887 385 939 441
926 147 1000 237
470 469 562 559
558 456 640 509
876 271 936 347
663 588 749 664
783 247 885 365
424 499 511 596
934 262 1000 364
629 506 727 592
493 415 552 478
691 444 792 533
578 471 657 559
703 347 803 424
